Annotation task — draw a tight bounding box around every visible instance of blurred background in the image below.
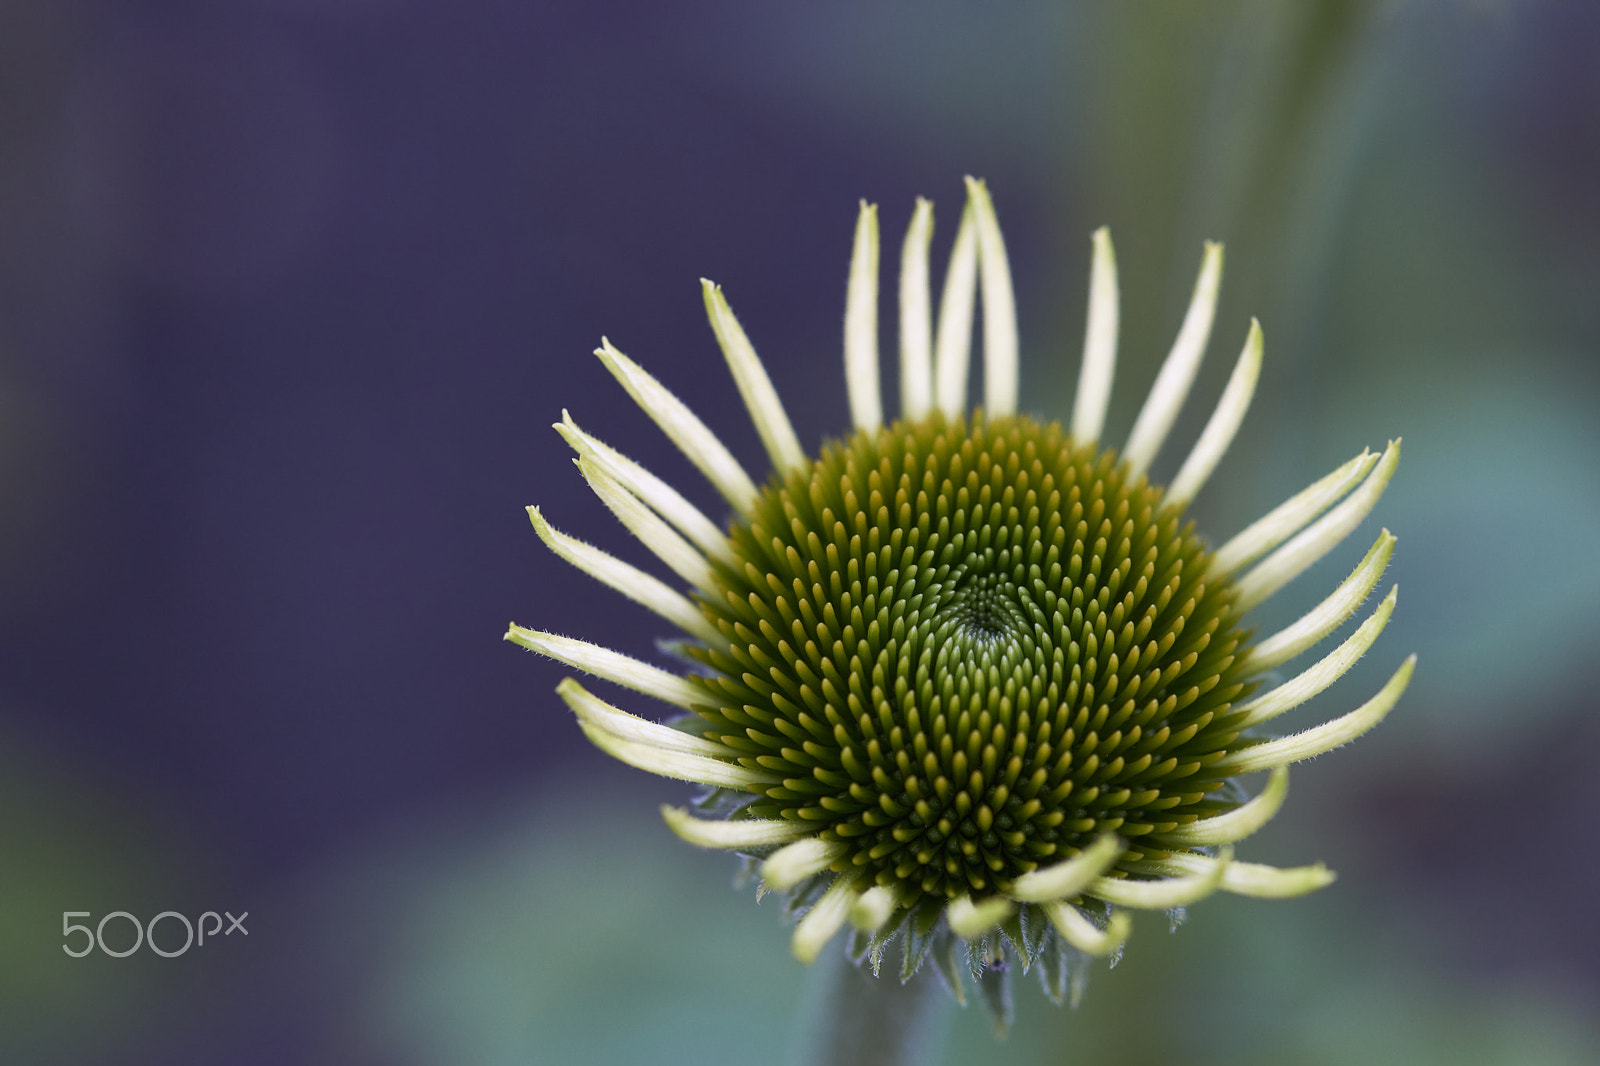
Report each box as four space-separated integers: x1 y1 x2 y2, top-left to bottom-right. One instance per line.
2 1 1598 1063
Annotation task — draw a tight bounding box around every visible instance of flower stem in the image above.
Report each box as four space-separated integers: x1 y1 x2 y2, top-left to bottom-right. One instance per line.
797 950 947 1066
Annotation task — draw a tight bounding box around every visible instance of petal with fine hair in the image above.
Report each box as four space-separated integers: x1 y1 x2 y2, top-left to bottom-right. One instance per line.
702 280 807 475
595 338 759 514
1123 241 1225 477
1071 227 1119 444
844 201 883 432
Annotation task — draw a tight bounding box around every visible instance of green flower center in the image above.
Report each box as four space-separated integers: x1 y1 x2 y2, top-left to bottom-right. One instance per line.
687 413 1253 902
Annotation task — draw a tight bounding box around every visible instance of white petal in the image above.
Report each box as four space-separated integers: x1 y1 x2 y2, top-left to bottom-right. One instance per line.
792 875 862 965
1039 901 1131 957
844 201 883 432
577 457 715 592
554 680 734 757
1234 438 1401 612
849 884 900 933
1232 586 1398 729
1071 227 1119 444
701 280 807 475
1088 845 1233 909
898 197 935 421
1246 529 1396 672
1123 241 1225 478
507 626 704 709
1155 765 1289 847
762 837 849 890
595 338 759 514
1126 852 1335 899
524 507 720 643
555 412 734 565
1212 655 1416 774
965 177 1018 418
1211 448 1379 575
947 894 1017 939
933 201 978 417
576 718 777 791
1164 318 1263 511
1008 832 1125 903
660 804 808 848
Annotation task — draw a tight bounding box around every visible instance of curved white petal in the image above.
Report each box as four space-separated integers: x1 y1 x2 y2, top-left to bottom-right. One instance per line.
762 837 849 890
524 507 720 643
1211 448 1378 574
898 198 935 421
933 201 978 417
1127 851 1335 899
1232 585 1398 729
570 711 778 791
508 626 704 709
1039 901 1131 957
947 894 1017 939
556 412 734 566
1246 529 1395 672
1213 655 1416 774
1234 438 1401 611
577 457 715 593
1164 318 1263 510
660 805 808 848
554 683 734 757
844 201 883 432
1088 845 1233 910
792 875 862 964
849 884 900 933
701 280 807 475
595 338 759 514
1008 832 1125 903
966 177 1018 418
1123 241 1224 477
1155 765 1289 847
1071 227 1119 444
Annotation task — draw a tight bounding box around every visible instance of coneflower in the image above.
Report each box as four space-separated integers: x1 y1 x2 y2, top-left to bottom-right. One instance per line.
508 177 1412 1033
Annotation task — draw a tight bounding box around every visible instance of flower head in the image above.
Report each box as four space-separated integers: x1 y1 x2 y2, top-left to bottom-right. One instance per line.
509 178 1412 1024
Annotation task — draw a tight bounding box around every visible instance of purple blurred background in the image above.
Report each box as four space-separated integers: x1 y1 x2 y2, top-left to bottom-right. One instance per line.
3 2 1599 1064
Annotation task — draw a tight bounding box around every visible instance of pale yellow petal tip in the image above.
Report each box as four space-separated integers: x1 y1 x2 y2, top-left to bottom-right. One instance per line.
947 895 1016 939
1091 844 1233 910
659 804 807 849
1010 832 1125 903
848 885 898 932
762 838 846 890
791 876 859 964
1227 860 1337 898
1156 764 1289 847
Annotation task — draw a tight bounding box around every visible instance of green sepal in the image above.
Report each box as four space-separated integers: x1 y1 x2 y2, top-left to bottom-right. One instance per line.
964 931 996 983
654 637 707 667
975 960 1014 1038
783 873 831 918
1034 928 1090 1007
1007 905 1049 973
1073 897 1126 968
732 854 760 891
847 926 873 965
927 930 969 1007
692 787 754 817
866 909 906 977
898 897 944 984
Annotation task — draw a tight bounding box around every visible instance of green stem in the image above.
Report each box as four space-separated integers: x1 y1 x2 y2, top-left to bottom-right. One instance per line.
799 950 947 1066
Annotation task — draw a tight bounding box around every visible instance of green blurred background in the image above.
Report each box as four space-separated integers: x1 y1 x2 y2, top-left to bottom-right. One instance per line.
2 1 1597 1063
